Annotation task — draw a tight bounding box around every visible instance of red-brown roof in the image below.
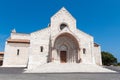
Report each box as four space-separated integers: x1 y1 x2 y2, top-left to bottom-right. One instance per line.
94 43 99 47
0 52 4 55
7 39 30 44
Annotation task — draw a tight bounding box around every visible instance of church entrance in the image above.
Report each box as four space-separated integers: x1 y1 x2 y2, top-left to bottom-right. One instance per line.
53 33 80 63
60 51 67 63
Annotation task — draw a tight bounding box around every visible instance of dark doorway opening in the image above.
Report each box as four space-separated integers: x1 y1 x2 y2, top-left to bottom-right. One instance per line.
60 51 67 63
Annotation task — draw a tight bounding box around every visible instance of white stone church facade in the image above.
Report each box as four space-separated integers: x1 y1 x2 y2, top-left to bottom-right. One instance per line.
3 7 102 68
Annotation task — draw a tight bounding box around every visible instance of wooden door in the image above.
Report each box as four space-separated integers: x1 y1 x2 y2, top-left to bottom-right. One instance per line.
60 51 67 63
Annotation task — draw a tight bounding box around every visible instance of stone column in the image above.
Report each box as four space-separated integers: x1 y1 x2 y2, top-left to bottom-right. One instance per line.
77 48 81 63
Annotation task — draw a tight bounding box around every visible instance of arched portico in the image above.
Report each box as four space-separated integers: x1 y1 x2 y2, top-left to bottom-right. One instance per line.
52 33 80 63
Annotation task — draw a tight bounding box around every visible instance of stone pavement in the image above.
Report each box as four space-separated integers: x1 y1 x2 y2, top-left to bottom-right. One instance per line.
25 63 117 73
104 66 120 72
0 73 120 80
0 66 120 80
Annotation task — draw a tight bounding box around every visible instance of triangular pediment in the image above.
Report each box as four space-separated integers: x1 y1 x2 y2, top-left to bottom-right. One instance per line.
51 7 76 22
50 7 77 37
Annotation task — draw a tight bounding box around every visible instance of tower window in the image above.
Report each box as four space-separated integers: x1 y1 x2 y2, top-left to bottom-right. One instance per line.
83 48 86 54
17 49 20 55
60 23 67 30
40 46 43 52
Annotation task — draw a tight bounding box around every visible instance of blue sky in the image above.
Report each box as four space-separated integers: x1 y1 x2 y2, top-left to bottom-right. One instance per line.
0 0 120 62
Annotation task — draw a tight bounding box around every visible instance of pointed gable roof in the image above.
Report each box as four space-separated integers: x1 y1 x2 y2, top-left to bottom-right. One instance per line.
51 7 76 21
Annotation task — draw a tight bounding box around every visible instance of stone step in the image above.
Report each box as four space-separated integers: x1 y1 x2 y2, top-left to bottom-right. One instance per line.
25 63 117 73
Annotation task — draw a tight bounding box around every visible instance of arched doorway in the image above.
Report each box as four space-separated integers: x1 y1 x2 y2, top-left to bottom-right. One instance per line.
59 45 68 63
53 33 80 63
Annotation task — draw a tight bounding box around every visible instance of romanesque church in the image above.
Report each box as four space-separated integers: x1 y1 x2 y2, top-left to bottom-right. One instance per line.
3 7 102 69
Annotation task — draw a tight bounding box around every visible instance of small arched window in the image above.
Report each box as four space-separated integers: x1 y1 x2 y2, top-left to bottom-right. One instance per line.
40 46 43 52
83 48 86 54
60 23 67 30
17 49 20 55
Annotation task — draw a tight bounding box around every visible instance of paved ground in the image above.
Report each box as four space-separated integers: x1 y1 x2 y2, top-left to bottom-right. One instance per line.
0 67 119 80
104 66 120 72
0 72 120 80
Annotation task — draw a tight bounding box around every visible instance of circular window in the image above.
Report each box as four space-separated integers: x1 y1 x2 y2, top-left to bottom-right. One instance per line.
60 23 67 30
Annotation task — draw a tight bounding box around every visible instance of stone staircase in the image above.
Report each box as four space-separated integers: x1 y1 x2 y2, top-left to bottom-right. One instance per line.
25 63 117 73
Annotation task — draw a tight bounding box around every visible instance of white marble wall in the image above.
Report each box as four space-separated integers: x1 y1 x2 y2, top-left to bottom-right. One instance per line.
28 28 50 69
11 33 30 39
94 46 102 65
3 32 30 67
75 29 94 64
50 7 96 64
3 43 30 67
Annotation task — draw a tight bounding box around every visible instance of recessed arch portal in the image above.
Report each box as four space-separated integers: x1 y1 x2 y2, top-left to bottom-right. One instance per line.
53 33 80 63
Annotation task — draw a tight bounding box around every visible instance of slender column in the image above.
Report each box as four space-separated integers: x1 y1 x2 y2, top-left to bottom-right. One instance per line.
77 48 81 63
